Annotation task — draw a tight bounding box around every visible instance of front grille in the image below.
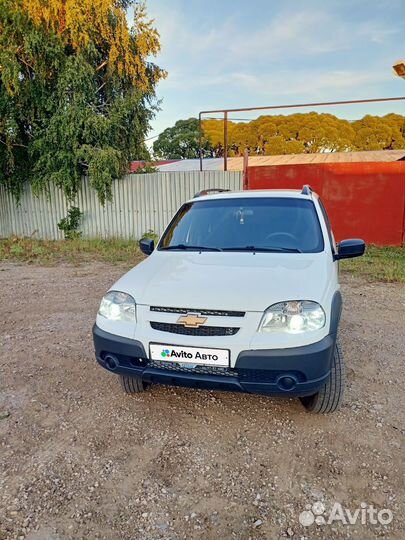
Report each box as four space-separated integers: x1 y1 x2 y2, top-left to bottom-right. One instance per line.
150 306 245 317
150 322 239 336
148 360 236 377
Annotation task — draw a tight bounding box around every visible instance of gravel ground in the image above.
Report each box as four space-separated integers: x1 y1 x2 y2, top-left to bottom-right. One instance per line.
0 262 404 540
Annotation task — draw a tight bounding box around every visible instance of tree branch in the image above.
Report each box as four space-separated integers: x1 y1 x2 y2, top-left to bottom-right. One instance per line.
0 139 28 148
96 60 108 71
96 81 107 93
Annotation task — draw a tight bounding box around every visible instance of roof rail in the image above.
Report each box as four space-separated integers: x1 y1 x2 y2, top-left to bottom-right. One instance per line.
301 184 313 196
194 188 231 198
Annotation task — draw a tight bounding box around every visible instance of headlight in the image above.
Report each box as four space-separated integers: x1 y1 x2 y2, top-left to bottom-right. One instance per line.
98 291 136 322
258 301 325 334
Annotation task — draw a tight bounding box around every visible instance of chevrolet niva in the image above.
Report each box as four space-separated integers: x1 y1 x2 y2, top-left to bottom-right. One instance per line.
93 186 365 413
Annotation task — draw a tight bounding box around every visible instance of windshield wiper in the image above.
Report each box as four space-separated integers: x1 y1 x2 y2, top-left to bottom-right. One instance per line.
160 244 223 252
160 244 301 253
222 245 302 253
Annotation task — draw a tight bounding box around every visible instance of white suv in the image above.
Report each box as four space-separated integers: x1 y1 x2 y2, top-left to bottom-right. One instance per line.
93 186 365 413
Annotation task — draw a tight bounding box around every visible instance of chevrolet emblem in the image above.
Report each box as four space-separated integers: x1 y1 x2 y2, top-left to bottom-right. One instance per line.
177 313 208 328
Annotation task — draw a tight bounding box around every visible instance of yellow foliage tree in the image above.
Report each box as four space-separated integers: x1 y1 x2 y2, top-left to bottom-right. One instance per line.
1 0 166 203
21 0 165 91
202 113 404 157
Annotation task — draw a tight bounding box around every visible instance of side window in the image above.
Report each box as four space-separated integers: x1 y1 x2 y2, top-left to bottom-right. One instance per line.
318 198 336 254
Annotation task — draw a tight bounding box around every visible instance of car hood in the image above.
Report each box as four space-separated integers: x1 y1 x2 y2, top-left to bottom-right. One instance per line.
111 251 331 312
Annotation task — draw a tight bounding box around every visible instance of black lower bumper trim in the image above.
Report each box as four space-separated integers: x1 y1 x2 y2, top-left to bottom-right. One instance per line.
236 335 335 381
93 325 336 397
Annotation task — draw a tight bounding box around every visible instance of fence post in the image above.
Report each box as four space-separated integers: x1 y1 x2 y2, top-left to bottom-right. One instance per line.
243 149 249 190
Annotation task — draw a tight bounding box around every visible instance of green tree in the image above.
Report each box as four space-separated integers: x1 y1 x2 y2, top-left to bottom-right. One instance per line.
0 0 165 203
153 118 212 159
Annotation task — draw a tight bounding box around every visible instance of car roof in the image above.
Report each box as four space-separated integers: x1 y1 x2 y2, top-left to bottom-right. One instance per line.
187 189 317 203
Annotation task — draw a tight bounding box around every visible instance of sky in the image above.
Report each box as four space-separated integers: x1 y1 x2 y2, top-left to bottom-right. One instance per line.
132 0 405 140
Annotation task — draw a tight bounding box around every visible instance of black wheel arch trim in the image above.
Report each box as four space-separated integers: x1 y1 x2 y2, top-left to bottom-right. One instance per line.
330 290 342 335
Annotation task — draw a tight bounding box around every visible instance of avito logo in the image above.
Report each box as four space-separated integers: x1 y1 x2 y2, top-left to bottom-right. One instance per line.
161 349 171 358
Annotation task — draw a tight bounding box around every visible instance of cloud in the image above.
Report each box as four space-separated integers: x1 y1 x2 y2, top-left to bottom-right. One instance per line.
162 67 392 98
244 69 390 95
146 0 403 134
148 1 400 109
149 1 399 67
227 11 350 59
358 23 399 44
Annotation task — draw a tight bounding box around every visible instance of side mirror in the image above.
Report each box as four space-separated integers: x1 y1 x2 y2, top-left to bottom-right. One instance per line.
334 239 365 260
139 238 154 256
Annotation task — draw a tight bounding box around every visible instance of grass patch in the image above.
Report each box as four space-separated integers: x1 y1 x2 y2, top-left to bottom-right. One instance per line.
0 237 145 266
340 245 405 283
0 238 404 283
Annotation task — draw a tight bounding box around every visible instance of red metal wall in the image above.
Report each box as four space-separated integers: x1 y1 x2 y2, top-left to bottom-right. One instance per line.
246 161 405 246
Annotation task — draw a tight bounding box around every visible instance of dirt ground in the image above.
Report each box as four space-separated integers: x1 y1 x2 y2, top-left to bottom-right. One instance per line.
0 261 404 540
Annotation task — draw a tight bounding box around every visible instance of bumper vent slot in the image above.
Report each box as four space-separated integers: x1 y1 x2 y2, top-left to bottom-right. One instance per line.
237 369 306 383
151 322 239 336
148 360 236 377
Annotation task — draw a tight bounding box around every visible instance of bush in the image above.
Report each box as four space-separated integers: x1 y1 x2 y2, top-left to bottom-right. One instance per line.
141 229 159 243
58 207 83 240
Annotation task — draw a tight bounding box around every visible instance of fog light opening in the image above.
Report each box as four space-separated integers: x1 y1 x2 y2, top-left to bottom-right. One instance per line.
104 354 119 371
277 376 297 391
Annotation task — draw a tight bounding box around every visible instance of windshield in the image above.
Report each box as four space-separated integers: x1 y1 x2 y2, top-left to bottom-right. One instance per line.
159 197 324 253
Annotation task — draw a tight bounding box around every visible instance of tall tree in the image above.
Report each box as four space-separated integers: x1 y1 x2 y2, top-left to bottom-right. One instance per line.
0 0 166 203
153 118 213 159
201 113 405 157
352 114 405 151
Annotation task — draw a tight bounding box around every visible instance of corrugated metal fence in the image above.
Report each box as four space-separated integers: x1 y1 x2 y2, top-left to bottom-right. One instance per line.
0 171 243 239
247 161 405 245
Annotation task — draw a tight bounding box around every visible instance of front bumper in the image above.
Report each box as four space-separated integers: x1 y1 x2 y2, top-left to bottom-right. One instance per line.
93 325 336 397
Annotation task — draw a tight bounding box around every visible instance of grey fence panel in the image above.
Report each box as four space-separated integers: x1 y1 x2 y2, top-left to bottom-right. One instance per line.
0 183 67 240
0 171 243 240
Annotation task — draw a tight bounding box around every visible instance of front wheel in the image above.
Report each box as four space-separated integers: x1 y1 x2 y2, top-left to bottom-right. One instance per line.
300 340 345 414
120 375 148 394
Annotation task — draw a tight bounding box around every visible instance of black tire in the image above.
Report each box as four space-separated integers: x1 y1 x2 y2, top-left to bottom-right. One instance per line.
120 375 147 394
300 340 345 414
